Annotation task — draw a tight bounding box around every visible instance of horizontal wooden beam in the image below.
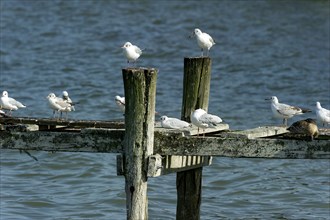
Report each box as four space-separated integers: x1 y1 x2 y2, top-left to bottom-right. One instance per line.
1 127 329 159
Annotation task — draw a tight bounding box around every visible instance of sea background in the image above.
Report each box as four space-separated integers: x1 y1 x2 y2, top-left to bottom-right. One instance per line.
0 0 329 219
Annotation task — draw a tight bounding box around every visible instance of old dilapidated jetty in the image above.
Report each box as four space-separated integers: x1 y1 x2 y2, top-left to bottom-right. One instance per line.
1 58 329 220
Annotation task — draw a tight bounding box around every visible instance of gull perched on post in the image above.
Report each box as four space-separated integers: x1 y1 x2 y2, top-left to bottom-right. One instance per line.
121 42 142 63
192 28 215 57
315 101 330 126
0 90 26 115
266 96 311 126
160 115 191 129
190 108 222 136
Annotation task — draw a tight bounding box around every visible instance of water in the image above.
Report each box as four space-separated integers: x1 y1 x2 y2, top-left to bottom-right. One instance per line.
1 0 329 219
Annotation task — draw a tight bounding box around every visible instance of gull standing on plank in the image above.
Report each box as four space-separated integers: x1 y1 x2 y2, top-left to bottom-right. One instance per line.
62 91 76 111
192 28 215 57
316 101 330 126
160 115 191 129
287 118 319 141
266 96 311 126
47 93 73 119
190 108 222 136
115 95 125 113
0 90 26 115
121 42 142 63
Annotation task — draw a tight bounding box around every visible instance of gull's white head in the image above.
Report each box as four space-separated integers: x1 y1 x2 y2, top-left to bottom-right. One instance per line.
160 116 168 121
270 96 279 104
195 108 206 114
194 28 202 36
115 95 125 102
122 42 132 49
47 93 56 99
192 108 207 118
316 102 321 109
2 91 8 97
62 91 69 97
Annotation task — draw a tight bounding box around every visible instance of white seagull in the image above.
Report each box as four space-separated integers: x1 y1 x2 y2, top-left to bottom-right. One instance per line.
62 91 76 111
115 95 125 113
316 101 330 126
47 93 74 119
190 108 222 135
121 42 142 63
267 96 311 126
0 90 26 115
160 116 191 129
193 28 215 57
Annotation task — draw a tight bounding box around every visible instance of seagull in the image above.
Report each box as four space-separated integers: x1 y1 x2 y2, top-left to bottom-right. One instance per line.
192 28 215 57
47 93 74 119
266 96 311 126
0 90 26 115
121 42 142 63
190 108 222 136
160 116 191 129
287 118 319 141
316 102 330 126
115 95 125 113
62 91 76 111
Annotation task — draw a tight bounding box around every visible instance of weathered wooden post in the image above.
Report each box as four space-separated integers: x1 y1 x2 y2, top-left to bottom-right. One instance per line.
122 67 158 220
177 57 212 220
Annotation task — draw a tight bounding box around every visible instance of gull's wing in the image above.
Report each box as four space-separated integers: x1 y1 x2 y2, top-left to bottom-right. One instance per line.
134 46 142 55
199 113 222 126
167 118 190 128
277 103 304 116
204 33 215 45
323 108 330 117
8 97 25 108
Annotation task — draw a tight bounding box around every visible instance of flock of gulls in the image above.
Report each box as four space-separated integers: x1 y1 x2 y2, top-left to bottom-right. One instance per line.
1 28 329 140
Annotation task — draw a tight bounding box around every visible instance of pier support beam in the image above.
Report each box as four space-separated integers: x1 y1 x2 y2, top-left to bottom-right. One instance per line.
122 67 158 220
176 57 212 220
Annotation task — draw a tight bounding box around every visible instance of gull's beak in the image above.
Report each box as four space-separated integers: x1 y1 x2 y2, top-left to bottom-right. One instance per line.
265 98 271 101
188 31 195 38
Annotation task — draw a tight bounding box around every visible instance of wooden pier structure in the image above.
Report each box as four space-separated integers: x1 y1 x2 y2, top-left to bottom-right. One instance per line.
1 58 329 220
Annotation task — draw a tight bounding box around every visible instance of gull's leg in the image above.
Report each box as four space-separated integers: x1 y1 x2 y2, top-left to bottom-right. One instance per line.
284 118 288 126
201 49 204 57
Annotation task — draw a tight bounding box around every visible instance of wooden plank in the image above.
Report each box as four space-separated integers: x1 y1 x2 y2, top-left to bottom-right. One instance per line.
147 155 212 177
154 134 330 159
1 128 329 158
222 126 289 139
154 123 229 137
0 117 124 129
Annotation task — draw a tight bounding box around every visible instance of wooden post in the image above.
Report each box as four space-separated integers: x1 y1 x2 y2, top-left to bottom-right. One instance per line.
122 67 158 220
177 57 212 220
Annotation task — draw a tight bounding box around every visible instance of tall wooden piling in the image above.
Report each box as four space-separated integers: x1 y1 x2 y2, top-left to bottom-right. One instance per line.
122 67 158 220
177 57 212 220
